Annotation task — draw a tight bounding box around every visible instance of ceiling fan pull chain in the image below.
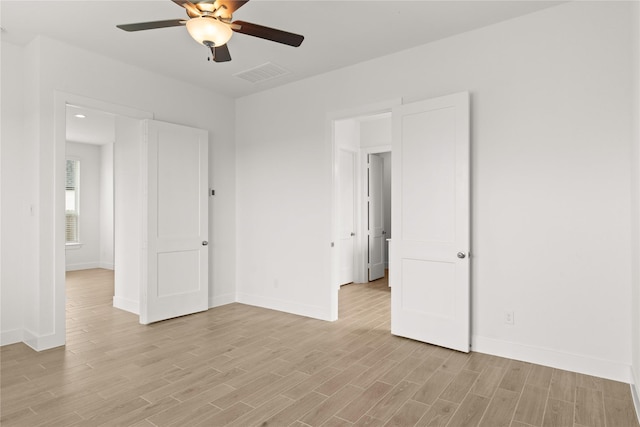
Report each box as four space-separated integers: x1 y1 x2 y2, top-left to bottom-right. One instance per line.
204 41 215 62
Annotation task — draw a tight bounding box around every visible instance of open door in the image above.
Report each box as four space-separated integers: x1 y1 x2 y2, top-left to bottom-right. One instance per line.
338 148 357 286
140 120 209 324
390 92 470 352
368 154 385 281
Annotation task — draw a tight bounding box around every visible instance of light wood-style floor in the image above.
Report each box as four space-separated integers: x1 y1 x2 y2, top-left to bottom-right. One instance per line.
1 269 638 427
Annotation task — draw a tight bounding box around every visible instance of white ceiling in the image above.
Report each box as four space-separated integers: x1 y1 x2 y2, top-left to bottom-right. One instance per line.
1 0 564 100
66 105 116 145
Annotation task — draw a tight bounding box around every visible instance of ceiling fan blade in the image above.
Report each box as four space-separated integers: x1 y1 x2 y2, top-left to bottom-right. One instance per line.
214 44 232 62
215 0 250 14
172 0 202 17
232 20 304 47
117 19 186 32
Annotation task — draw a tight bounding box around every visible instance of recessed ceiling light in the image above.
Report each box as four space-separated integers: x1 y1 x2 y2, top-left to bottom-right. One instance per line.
74 114 86 119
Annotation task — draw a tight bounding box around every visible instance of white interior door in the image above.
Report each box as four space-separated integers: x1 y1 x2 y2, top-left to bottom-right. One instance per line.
390 92 470 352
141 120 209 324
369 154 385 281
338 148 356 286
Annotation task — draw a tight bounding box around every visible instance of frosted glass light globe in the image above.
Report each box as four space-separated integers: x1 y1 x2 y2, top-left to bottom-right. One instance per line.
186 17 233 46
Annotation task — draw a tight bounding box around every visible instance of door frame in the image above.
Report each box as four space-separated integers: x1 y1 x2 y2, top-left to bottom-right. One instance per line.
53 92 152 347
328 98 401 321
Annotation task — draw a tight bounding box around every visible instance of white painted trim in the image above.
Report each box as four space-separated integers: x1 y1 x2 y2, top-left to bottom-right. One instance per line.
237 293 332 322
99 262 114 270
0 329 23 346
473 335 632 383
361 144 392 155
113 296 139 315
632 367 640 424
65 262 101 271
209 293 236 308
54 91 153 351
23 328 64 351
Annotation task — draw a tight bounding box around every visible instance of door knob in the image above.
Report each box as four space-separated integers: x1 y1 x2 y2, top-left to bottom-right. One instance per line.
457 252 466 259
350 232 355 236
202 241 209 246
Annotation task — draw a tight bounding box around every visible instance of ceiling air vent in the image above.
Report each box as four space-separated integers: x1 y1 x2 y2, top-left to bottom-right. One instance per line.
233 62 290 84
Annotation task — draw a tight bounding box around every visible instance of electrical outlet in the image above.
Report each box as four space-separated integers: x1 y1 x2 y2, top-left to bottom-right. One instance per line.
504 310 514 325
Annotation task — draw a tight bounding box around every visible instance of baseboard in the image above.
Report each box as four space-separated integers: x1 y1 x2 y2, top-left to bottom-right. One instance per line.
0 328 23 346
632 367 640 424
65 262 101 271
113 296 139 315
22 328 64 351
209 293 236 308
236 293 332 321
99 262 114 270
473 335 632 383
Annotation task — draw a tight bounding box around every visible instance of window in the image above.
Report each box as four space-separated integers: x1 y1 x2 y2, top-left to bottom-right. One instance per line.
66 159 80 244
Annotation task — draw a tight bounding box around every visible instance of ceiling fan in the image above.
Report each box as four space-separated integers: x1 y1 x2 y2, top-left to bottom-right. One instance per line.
116 0 304 63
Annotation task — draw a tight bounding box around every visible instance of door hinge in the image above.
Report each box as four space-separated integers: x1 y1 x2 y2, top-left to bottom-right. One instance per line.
210 188 215 196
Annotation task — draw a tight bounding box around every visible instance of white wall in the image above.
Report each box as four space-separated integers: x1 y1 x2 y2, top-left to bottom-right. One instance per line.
236 1 636 382
0 42 30 345
65 142 101 271
360 116 391 148
630 0 640 411
113 116 144 314
99 142 114 270
0 35 236 349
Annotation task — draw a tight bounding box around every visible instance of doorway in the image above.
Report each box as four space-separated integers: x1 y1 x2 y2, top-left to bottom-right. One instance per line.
55 93 153 345
65 105 115 274
331 103 397 321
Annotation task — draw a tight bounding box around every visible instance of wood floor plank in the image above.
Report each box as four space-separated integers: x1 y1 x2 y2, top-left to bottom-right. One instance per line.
575 386 605 427
383 400 430 427
499 360 531 393
353 415 386 427
548 369 576 403
471 365 505 398
446 393 490 427
194 401 254 427
602 379 634 401
211 372 281 409
336 381 394 423
316 363 368 396
412 370 456 405
259 391 327 427
513 385 548 426
405 355 447 384
478 387 519 427
603 396 640 427
439 369 480 404
283 366 342 399
228 395 295 427
366 380 421 421
415 399 458 427
0 269 637 427
525 364 553 389
542 397 574 427
301 384 362 426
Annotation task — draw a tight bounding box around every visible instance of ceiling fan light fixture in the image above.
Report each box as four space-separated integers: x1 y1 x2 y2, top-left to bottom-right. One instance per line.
186 16 232 47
